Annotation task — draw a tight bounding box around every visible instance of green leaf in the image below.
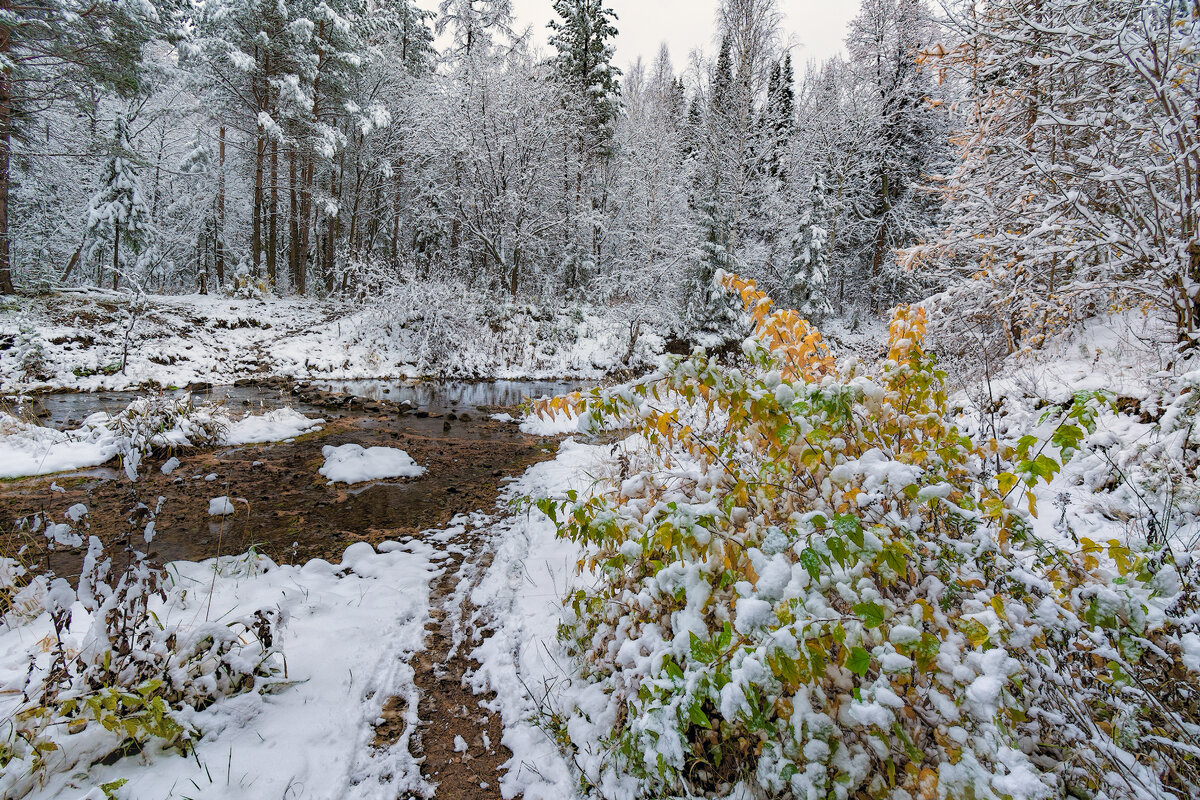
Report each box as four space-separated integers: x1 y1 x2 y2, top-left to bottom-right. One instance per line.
717 621 732 652
827 536 848 568
800 547 821 581
846 646 871 677
852 601 885 629
689 632 715 664
687 700 711 729
832 513 864 548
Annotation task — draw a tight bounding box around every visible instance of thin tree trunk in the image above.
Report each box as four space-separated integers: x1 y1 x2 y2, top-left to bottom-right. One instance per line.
0 0 14 296
111 228 119 290
252 130 265 276
268 137 279 288
391 163 402 266
325 166 337 293
289 146 302 293
216 126 226 286
298 151 312 295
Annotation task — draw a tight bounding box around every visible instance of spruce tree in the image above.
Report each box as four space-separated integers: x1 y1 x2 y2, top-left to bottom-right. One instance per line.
686 38 741 338
549 0 621 158
86 115 153 290
792 173 832 318
0 0 158 293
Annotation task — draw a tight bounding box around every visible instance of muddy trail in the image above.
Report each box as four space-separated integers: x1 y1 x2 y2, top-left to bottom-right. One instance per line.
0 380 582 798
376 519 511 799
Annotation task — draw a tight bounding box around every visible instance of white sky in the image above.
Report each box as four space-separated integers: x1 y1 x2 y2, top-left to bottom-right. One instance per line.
418 1 862 73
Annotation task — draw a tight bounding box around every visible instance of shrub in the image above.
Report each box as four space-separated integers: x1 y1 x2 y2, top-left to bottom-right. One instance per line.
13 324 49 381
535 273 1200 799
0 506 281 797
104 394 228 479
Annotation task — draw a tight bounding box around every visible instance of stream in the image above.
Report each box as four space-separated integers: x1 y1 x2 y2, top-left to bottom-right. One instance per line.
0 379 586 579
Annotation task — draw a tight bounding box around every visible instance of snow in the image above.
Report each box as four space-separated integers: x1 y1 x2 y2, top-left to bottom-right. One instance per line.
2 542 439 800
0 412 118 478
208 496 235 516
318 444 426 484
0 403 326 479
0 304 1194 800
519 408 579 436
467 438 609 799
0 290 666 394
223 407 324 445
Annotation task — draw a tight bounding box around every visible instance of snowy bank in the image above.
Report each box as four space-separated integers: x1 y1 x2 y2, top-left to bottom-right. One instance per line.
0 400 324 479
1 541 439 800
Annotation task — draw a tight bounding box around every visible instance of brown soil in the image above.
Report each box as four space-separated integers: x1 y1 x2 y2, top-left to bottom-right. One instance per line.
0 401 563 799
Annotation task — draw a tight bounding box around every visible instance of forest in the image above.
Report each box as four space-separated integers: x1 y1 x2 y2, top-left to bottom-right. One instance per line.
0 0 1199 799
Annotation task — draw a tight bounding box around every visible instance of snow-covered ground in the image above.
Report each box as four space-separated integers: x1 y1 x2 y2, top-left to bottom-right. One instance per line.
950 311 1198 550
0 288 669 393
0 401 323 479
319 443 426 484
1 542 440 800
0 430 602 800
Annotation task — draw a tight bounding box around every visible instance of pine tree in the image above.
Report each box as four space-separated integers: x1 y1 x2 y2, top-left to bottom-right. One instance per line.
86 115 153 290
686 38 741 337
792 173 831 318
549 0 621 291
437 0 513 59
847 0 946 304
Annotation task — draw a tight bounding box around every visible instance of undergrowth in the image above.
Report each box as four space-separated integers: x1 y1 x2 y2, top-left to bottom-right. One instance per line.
0 444 278 797
535 272 1200 799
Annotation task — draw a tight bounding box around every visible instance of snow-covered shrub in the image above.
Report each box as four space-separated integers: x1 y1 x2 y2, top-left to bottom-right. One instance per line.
0 510 281 796
328 277 666 377
1066 367 1200 552
104 395 228 480
12 324 49 381
226 266 267 299
534 273 1200 799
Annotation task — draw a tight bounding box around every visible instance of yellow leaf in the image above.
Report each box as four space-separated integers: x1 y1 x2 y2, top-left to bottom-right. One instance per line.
989 596 1006 621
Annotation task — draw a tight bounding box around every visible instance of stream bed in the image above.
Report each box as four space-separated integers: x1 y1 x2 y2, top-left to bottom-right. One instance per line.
0 379 586 579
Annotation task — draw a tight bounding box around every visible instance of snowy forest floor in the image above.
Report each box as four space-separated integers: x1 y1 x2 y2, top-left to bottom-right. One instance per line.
0 288 677 393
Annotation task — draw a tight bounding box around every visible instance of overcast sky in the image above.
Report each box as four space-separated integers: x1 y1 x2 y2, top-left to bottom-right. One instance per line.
419 1 862 73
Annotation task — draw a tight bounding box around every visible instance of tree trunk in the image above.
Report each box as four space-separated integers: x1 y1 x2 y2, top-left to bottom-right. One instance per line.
252 130 265 276
61 245 82 283
289 146 302 294
0 0 14 296
508 247 519 297
298 150 312 295
391 159 403 266
268 137 279 289
216 126 226 286
112 228 119 290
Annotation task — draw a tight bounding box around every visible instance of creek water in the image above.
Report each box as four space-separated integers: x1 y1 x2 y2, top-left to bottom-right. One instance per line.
0 379 587 578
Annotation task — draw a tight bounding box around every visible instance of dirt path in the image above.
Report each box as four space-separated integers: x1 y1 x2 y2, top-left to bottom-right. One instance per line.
375 518 511 799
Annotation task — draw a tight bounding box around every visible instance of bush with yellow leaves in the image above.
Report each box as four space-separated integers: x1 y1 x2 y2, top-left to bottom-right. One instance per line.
535 272 1199 799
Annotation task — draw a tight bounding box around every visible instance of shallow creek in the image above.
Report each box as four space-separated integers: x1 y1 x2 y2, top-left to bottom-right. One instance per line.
0 379 585 579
